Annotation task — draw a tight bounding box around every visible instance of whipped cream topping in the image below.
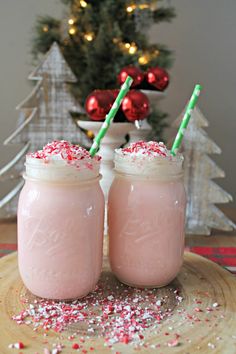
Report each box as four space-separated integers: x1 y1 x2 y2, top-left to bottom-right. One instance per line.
120 141 171 158
114 141 183 179
25 140 101 182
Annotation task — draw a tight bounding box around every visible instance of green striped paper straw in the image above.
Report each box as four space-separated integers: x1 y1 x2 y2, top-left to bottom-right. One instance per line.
89 76 133 157
171 84 202 156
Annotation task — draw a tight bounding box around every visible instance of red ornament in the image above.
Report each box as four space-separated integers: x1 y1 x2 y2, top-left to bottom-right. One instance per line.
146 66 169 91
122 90 150 122
110 89 119 99
85 90 114 120
118 66 144 88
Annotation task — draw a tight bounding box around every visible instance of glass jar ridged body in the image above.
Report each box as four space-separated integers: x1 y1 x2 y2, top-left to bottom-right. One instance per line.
108 154 186 288
18 162 104 300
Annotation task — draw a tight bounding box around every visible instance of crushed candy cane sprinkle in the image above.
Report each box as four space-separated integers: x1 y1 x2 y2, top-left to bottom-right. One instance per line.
118 141 172 158
10 276 225 352
28 140 101 166
12 276 183 348
114 141 183 177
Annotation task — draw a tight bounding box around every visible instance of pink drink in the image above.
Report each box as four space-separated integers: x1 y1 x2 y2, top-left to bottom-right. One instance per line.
108 141 186 288
18 141 104 300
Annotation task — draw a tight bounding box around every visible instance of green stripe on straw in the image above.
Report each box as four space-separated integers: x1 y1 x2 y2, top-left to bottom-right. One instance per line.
89 76 133 157
171 84 202 156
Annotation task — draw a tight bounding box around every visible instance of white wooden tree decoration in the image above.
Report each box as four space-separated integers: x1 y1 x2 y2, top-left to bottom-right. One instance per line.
173 106 235 235
0 42 85 218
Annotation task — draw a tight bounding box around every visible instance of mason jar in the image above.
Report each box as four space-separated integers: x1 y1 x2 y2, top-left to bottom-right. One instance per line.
108 148 186 288
18 147 104 300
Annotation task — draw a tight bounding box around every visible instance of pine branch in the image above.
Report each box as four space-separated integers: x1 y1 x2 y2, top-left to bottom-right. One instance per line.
138 44 174 70
147 109 169 142
31 0 176 138
153 7 176 23
151 48 174 69
31 16 61 57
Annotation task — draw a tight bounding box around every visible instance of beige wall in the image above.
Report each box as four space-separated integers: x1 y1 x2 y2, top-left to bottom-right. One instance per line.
0 0 63 199
0 0 235 204
149 0 236 205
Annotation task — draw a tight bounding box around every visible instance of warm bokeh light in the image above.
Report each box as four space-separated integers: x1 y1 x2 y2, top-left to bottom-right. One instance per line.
84 32 94 41
124 43 131 49
126 5 135 13
80 0 87 8
126 3 150 12
113 37 119 44
69 27 76 35
138 55 149 65
42 25 49 32
139 4 150 10
128 43 138 54
68 18 75 25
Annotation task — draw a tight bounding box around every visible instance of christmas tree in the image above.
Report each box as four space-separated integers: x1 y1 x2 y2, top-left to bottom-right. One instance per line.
32 0 175 139
173 106 235 235
0 42 85 218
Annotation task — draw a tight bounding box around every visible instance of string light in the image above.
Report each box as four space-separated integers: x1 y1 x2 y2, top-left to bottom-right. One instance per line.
126 5 135 13
84 32 94 41
118 41 138 54
126 3 151 13
113 36 157 61
138 54 149 65
139 4 150 10
80 0 87 7
138 47 159 64
69 27 76 35
42 25 49 32
68 18 75 25
113 38 119 44
128 42 138 54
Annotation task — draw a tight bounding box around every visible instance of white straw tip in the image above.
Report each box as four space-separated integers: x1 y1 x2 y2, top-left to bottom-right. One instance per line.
195 84 202 96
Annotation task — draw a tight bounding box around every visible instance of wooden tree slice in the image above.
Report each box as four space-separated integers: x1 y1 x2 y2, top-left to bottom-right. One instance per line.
0 252 236 353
